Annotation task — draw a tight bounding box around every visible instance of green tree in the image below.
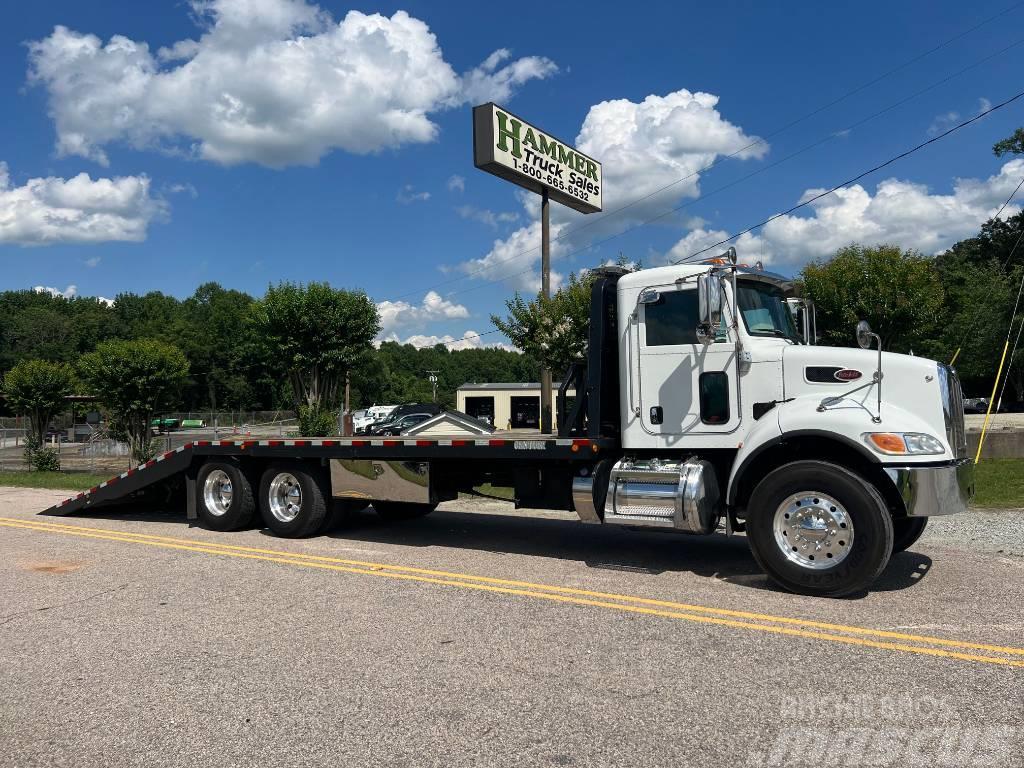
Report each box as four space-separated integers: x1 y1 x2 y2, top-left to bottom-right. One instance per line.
252 282 379 418
932 211 1024 400
491 271 595 377
78 339 190 463
800 244 945 352
178 282 263 411
993 127 1024 157
1 359 75 444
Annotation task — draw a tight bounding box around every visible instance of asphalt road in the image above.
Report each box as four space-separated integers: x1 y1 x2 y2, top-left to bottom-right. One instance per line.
1 489 1022 768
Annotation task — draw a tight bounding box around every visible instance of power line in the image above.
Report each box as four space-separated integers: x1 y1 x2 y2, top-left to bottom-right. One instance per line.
382 3 1024 303
438 45 1024 299
948 173 1024 365
198 82 1024 358
673 88 1024 264
435 79 1022 349
405 32 1024 304
974 226 1024 459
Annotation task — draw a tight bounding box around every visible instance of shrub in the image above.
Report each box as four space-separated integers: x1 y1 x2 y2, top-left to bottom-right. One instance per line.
298 405 337 437
22 436 61 472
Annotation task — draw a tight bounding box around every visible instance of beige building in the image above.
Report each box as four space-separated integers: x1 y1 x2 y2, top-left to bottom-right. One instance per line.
456 382 576 431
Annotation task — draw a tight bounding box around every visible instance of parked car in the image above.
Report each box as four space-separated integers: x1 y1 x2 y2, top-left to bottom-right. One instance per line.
373 412 433 436
350 409 373 433
361 403 442 435
963 397 988 414
354 404 402 434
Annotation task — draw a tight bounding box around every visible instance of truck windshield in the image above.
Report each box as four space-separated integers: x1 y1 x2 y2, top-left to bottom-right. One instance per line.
737 281 801 342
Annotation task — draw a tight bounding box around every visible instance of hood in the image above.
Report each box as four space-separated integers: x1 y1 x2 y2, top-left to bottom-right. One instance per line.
781 345 947 445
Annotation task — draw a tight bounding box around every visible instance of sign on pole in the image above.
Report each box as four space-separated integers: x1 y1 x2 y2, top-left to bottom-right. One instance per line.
473 103 602 214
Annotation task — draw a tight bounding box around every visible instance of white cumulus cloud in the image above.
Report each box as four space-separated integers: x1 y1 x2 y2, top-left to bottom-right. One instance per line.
447 174 465 193
458 48 557 106
376 290 469 335
455 205 519 228
27 0 556 167
380 329 515 352
31 284 115 306
666 159 1024 268
396 184 430 204
0 162 166 246
34 284 78 299
453 88 765 290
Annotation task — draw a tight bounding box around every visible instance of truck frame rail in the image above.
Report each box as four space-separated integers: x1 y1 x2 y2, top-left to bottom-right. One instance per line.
42 436 615 517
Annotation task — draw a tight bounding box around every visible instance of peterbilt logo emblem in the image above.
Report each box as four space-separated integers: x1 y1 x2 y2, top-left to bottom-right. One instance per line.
835 369 863 381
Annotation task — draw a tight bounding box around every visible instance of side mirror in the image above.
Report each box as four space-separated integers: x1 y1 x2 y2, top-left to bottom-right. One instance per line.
855 320 875 350
697 272 723 344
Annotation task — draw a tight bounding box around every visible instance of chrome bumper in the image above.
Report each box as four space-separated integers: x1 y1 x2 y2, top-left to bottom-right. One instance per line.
883 459 975 517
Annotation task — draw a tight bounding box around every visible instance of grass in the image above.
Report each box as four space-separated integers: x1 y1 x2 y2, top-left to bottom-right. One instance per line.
0 470 113 491
973 458 1024 508
469 484 515 501
0 460 1019 509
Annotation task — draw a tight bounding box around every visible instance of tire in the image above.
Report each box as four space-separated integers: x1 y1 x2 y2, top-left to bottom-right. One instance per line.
196 460 256 531
892 516 928 553
745 460 893 597
373 501 436 522
259 462 331 538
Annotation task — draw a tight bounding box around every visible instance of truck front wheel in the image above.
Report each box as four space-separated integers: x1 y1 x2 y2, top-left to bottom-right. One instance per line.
259 463 330 538
745 461 893 597
892 516 928 553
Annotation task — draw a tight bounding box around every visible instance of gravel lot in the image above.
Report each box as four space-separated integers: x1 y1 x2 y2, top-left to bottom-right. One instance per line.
1 487 1022 768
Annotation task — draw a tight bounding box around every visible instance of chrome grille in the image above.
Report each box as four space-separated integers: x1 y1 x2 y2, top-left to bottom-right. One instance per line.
938 364 967 458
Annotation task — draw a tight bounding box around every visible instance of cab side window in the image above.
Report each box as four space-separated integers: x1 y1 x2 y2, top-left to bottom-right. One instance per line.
644 289 699 346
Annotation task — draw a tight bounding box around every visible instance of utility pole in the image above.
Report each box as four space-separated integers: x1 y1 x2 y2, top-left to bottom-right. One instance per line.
426 370 440 403
540 187 552 434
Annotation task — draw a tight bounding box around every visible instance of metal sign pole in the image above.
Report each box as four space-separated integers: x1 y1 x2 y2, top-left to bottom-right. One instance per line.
540 187 552 434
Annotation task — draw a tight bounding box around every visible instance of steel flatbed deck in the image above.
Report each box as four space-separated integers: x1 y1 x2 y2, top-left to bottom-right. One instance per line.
43 435 616 517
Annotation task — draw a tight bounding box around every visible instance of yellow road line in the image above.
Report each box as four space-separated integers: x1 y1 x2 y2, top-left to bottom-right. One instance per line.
6 516 1023 659
4 517 1024 668
5 519 1024 669
6 520 1024 669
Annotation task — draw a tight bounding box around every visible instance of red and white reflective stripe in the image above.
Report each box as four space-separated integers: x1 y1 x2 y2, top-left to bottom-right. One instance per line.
175 436 597 450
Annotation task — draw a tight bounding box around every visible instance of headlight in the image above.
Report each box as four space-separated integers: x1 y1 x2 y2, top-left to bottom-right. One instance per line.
863 432 945 455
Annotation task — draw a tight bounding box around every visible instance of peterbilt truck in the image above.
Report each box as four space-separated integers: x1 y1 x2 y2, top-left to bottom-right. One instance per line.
46 251 974 597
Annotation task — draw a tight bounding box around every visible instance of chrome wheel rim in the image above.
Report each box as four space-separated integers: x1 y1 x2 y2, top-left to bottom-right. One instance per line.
203 470 233 516
268 473 302 523
773 492 853 569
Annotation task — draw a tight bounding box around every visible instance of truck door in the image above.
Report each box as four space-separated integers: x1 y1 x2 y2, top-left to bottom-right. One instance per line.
635 282 740 437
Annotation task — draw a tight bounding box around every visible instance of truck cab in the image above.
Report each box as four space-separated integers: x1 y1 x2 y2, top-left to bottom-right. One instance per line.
572 251 973 596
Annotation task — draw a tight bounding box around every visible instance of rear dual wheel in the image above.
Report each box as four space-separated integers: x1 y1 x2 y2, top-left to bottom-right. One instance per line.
259 463 331 538
196 461 256 531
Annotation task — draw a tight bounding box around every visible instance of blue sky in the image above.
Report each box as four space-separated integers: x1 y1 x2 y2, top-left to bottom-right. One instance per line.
2 0 1023 347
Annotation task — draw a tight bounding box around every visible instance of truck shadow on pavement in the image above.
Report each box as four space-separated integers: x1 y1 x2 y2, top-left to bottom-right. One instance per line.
61 505 933 597
321 509 935 597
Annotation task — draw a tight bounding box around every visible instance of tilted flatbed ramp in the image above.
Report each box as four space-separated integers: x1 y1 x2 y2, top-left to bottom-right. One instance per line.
41 436 614 517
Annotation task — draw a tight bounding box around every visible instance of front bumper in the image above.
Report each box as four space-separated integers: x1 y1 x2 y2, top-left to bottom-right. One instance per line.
883 459 975 517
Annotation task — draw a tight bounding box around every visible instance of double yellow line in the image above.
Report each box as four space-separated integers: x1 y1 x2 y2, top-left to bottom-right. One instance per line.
3 515 1023 669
